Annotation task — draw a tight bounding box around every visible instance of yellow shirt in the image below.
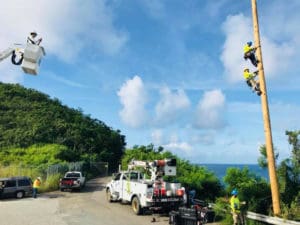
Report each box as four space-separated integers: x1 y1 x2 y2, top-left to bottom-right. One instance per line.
230 196 240 213
244 44 254 54
33 179 41 188
243 71 254 80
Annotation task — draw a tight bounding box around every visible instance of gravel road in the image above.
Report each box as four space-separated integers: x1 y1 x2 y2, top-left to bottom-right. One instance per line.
0 177 220 225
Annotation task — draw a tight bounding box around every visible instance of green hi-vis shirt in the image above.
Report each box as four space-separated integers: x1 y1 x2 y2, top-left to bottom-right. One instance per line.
244 71 254 80
230 196 240 213
244 45 254 54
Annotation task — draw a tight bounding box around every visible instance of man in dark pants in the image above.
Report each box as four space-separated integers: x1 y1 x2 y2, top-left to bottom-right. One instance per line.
243 41 259 67
32 177 41 198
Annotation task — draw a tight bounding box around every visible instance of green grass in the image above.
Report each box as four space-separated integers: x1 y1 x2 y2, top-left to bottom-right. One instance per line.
0 164 62 193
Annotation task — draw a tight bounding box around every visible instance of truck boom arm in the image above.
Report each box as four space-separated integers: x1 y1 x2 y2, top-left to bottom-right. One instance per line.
128 159 177 181
0 47 14 62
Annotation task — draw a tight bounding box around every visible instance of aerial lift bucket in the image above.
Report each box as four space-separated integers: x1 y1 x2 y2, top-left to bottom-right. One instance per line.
21 43 45 75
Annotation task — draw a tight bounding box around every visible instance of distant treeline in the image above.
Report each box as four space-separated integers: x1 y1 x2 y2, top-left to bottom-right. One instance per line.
0 82 125 171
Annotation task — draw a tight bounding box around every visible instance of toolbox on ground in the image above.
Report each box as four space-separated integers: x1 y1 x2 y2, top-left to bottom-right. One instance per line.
169 207 208 225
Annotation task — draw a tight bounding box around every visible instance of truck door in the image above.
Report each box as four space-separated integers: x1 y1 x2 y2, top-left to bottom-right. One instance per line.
111 173 122 197
119 173 130 200
121 172 135 201
122 172 141 201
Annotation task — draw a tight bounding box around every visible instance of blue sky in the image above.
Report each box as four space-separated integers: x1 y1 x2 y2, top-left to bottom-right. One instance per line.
1 0 300 164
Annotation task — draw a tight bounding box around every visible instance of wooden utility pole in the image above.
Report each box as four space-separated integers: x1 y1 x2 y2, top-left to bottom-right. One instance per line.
251 0 281 215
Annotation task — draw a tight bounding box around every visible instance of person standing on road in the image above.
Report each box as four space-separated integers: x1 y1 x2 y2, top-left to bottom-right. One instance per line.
32 177 41 198
230 189 245 225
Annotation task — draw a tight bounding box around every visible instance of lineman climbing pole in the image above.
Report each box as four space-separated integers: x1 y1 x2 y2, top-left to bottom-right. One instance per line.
251 0 281 215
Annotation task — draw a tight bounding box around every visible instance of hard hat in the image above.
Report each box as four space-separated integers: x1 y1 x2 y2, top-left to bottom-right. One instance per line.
247 41 252 46
37 177 41 180
244 68 249 72
231 189 238 195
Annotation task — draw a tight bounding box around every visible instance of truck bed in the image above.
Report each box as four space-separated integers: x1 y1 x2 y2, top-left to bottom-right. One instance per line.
60 178 80 190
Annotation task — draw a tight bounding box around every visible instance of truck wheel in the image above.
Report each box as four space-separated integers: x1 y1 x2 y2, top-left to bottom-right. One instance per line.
132 196 142 215
15 191 24 199
106 188 112 202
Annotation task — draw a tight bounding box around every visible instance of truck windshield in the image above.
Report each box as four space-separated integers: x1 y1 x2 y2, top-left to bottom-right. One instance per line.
66 173 80 178
125 172 143 180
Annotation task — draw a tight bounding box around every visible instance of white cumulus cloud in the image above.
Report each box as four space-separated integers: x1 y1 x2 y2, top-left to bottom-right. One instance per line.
194 89 226 129
164 141 192 153
151 129 163 145
155 87 190 124
163 133 192 154
220 13 297 83
0 58 23 83
117 76 148 128
220 14 251 83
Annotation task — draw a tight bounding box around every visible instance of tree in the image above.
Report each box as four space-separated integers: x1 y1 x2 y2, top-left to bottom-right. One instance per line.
257 130 300 219
285 130 300 183
278 131 300 207
258 144 279 168
223 167 271 213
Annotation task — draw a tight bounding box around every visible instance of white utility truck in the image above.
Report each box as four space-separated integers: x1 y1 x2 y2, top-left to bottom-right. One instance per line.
106 159 185 215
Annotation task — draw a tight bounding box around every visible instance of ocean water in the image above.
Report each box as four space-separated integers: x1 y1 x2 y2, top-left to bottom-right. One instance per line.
200 164 269 183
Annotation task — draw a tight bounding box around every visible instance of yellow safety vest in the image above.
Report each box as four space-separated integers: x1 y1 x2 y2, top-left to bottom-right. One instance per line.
33 179 41 188
230 196 240 213
244 45 254 54
243 71 254 80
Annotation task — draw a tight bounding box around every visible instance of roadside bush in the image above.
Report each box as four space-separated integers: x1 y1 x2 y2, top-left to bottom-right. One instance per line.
39 173 61 192
214 197 232 225
0 163 43 179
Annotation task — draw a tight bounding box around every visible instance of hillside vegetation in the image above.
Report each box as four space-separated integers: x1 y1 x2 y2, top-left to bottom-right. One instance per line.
0 82 125 171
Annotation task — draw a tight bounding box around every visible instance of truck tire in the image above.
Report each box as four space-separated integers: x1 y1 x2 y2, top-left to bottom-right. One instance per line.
132 196 142 215
106 188 112 202
15 191 24 199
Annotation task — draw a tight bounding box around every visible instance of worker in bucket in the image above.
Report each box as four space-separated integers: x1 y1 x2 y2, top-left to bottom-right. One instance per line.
230 189 245 225
243 41 259 67
243 68 262 96
27 31 42 45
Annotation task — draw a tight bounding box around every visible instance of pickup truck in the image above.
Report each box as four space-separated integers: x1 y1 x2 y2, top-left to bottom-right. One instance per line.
59 171 85 191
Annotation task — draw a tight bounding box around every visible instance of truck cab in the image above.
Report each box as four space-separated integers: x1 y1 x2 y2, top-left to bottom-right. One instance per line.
108 171 145 201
